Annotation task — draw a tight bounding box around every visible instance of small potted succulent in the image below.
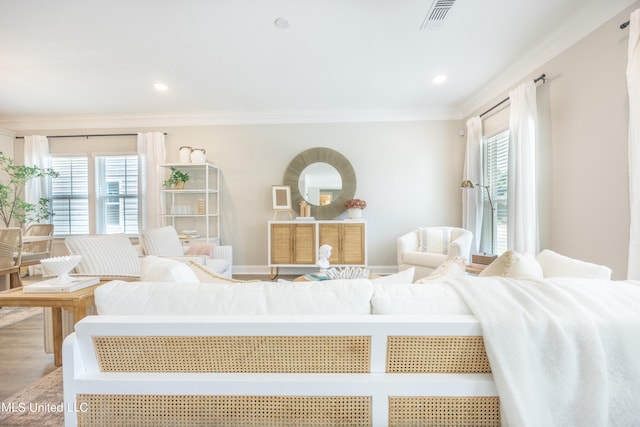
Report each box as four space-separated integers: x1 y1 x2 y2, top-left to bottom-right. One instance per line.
163 166 190 189
344 198 366 219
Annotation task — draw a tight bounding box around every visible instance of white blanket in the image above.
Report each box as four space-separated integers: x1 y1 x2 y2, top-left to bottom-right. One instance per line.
447 276 640 427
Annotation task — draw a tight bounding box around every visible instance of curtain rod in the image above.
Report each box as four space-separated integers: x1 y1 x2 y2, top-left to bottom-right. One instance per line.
621 20 630 29
15 132 167 140
479 73 547 118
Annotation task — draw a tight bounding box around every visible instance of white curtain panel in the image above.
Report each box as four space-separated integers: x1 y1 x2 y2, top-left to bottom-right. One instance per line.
137 132 166 230
627 9 640 280
462 116 483 253
507 81 538 254
23 135 50 220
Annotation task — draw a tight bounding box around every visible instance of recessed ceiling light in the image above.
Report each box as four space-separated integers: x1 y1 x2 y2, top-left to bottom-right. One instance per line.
274 17 290 29
154 83 168 91
432 74 447 84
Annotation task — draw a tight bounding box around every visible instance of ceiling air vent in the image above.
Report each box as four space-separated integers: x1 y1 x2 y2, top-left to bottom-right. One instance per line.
420 0 457 30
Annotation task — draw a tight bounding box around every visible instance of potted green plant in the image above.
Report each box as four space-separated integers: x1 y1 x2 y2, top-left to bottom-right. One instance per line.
0 152 58 227
163 166 190 189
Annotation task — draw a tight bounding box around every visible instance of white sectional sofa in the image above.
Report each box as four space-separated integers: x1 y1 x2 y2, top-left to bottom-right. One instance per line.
64 278 494 427
62 250 640 426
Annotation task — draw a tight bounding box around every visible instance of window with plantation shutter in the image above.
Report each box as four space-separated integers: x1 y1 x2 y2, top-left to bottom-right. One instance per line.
482 130 509 254
50 154 140 236
95 155 139 235
50 156 90 235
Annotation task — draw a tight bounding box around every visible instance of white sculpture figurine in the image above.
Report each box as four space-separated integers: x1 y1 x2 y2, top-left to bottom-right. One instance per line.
317 244 332 270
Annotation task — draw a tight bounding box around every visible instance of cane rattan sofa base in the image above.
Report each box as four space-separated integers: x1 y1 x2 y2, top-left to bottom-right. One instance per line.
75 394 499 427
63 315 499 427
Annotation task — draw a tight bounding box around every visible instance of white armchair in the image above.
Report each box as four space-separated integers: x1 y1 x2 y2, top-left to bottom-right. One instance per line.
397 226 472 281
139 226 233 278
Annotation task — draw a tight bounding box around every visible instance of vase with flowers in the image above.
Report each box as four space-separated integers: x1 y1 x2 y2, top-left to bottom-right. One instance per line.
344 198 366 219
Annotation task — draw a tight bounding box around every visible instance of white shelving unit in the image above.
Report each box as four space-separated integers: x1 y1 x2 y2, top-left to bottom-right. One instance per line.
159 162 220 245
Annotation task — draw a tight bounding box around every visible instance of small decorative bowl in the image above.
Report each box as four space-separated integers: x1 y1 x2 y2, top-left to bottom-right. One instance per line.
40 255 83 284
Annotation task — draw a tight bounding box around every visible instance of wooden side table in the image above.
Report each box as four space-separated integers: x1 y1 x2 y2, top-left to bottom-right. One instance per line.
0 283 102 366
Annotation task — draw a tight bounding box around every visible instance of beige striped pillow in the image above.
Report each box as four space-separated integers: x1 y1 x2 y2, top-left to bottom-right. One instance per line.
65 234 141 276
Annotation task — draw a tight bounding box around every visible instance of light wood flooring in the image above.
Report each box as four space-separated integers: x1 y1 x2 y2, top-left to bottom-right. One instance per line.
0 312 56 400
0 273 293 400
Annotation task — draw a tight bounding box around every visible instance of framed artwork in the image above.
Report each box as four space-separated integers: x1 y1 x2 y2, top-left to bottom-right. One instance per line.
272 185 292 210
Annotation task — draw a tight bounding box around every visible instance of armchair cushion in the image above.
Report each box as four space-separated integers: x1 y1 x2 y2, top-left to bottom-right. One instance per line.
65 234 140 276
418 227 450 254
140 226 184 256
402 251 448 269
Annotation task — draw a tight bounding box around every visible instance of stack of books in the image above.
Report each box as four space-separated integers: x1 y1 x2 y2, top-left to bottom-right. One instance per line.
23 277 99 293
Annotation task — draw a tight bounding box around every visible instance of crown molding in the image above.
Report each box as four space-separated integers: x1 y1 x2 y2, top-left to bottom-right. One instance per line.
0 128 16 138
460 0 637 118
0 107 464 131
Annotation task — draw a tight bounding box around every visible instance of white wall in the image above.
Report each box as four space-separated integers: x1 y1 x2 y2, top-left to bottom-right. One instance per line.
164 121 466 273
466 2 638 279
15 120 465 274
544 5 634 279
0 129 15 158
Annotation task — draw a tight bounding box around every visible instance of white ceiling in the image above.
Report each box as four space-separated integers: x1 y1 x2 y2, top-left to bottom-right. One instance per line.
0 0 635 128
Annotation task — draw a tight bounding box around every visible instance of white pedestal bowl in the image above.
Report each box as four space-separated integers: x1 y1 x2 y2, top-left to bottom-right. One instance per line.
40 255 83 284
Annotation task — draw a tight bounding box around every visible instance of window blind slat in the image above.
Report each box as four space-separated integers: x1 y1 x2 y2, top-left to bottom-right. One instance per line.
50 157 90 235
95 155 139 235
483 130 509 254
50 155 140 236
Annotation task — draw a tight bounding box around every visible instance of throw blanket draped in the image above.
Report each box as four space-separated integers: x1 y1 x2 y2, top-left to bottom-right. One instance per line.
447 276 640 427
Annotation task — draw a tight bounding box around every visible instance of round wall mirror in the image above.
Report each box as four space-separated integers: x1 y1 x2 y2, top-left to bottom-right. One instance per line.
284 147 356 220
298 162 342 206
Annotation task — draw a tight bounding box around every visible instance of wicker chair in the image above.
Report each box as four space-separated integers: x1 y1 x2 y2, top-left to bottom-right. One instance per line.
0 227 23 289
21 223 54 269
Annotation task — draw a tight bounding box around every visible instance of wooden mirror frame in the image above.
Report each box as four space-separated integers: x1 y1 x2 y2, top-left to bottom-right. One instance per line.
284 147 356 220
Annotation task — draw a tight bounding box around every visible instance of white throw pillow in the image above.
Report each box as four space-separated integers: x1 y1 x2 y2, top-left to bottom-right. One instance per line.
65 234 140 276
418 227 450 254
373 267 415 284
536 249 612 280
479 250 544 280
415 257 466 283
141 256 200 282
141 226 184 256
